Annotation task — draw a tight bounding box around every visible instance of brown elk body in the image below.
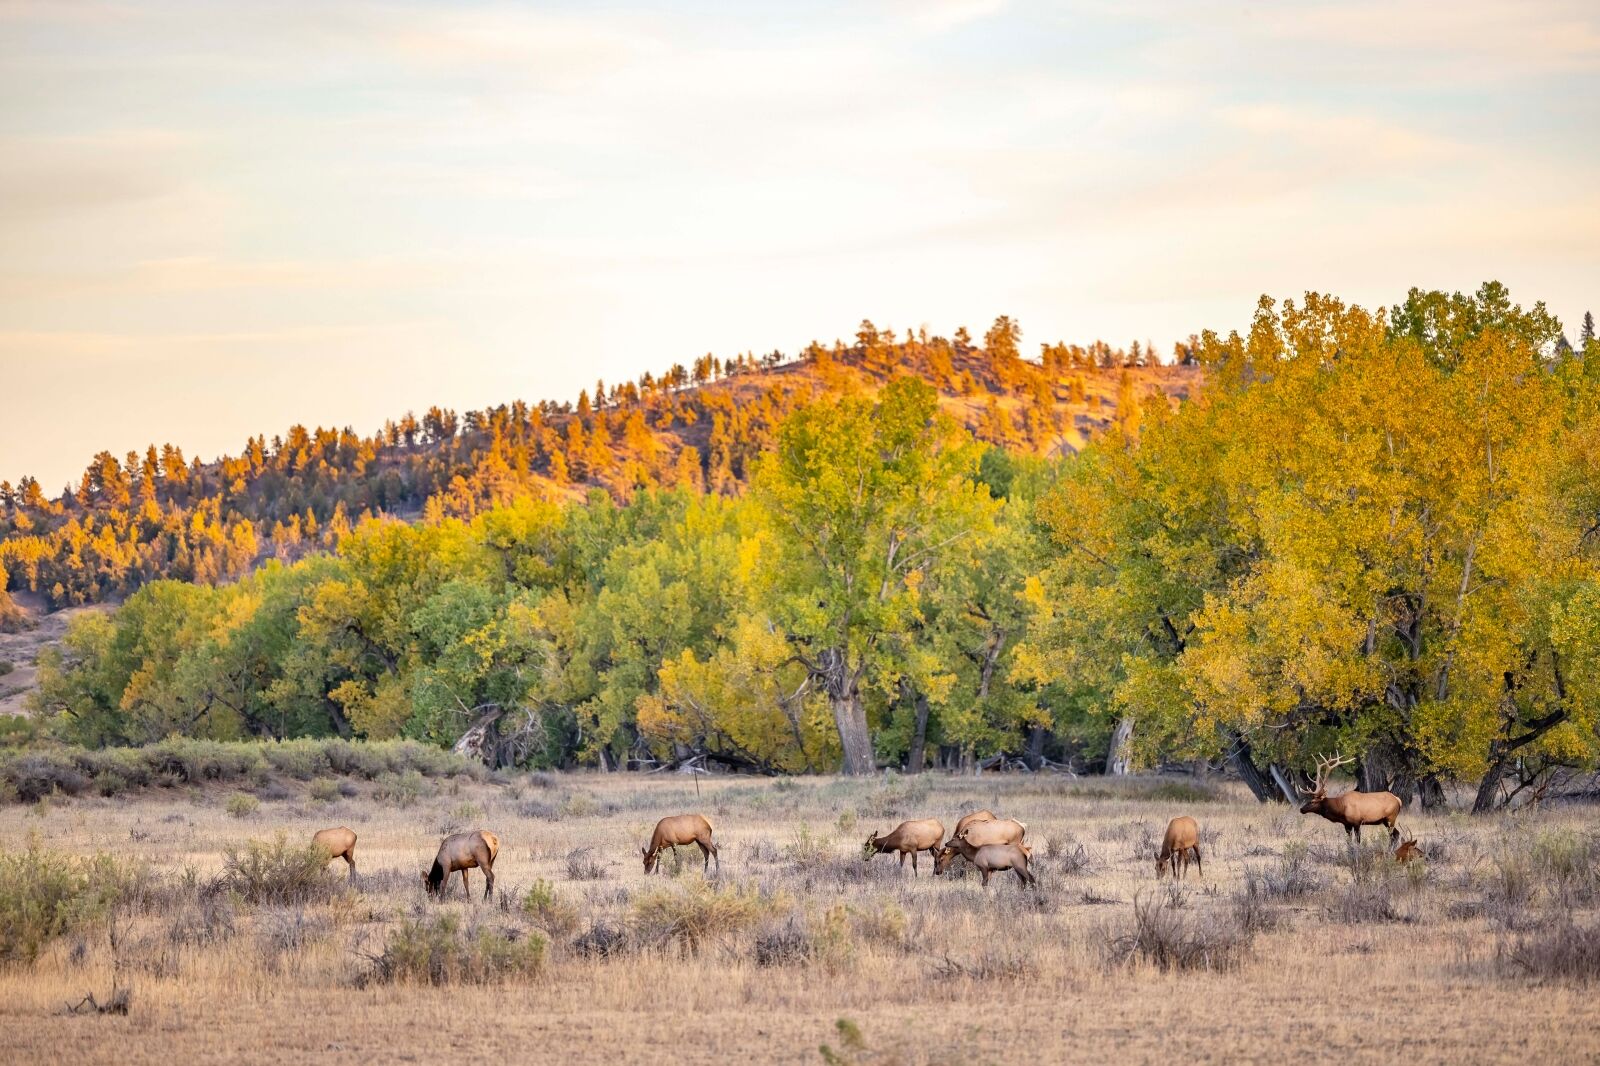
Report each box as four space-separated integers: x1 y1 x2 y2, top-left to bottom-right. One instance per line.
934 836 1036 887
863 819 944 875
952 810 997 838
952 818 1027 849
642 814 720 875
1155 816 1201 880
1395 838 1422 863
1298 754 1402 843
423 829 499 899
311 826 357 881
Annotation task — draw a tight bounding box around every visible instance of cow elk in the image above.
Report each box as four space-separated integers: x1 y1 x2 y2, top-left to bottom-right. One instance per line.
311 826 357 881
642 814 720 875
863 819 945 875
1297 753 1402 844
423 829 500 900
1155 816 1201 880
952 809 997 838
934 835 1036 887
952 817 1027 850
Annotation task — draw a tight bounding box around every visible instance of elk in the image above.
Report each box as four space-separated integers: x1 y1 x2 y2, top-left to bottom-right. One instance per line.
952 817 1027 849
863 819 945 875
952 809 997 838
1395 836 1422 864
933 835 1036 887
1155 816 1201 880
641 814 720 875
311 826 357 881
1297 753 1402 844
422 829 500 900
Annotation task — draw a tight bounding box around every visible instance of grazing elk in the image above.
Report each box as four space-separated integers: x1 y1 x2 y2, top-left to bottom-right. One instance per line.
641 814 720 875
423 829 500 900
1395 836 1422 864
311 826 357 881
934 836 1036 887
952 809 997 838
863 819 945 875
1155 816 1201 880
1298 753 1402 844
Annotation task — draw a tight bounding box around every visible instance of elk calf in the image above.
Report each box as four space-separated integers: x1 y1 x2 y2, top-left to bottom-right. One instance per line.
1297 753 1402 844
934 836 1036 887
863 819 944 875
1395 837 1422 864
1155 816 1201 880
642 814 720 875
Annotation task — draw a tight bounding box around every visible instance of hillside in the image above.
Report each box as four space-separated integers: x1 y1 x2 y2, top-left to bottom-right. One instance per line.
0 324 1198 615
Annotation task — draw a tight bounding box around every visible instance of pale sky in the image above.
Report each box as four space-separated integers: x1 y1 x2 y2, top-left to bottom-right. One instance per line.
3 0 1598 491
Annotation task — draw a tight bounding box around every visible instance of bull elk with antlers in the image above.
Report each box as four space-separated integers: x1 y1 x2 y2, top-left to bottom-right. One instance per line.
1297 753 1402 844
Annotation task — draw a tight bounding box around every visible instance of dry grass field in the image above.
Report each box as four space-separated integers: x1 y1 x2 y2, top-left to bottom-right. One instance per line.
2 769 1599 1065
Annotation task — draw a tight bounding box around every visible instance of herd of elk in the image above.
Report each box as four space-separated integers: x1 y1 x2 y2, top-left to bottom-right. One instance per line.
291 753 1417 910
1297 753 1403 843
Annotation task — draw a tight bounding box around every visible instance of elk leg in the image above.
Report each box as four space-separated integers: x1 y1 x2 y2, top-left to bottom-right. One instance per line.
697 840 711 875
460 868 470 899
1388 822 1400 844
981 869 992 887
912 850 919 876
1193 845 1203 879
484 867 494 901
899 851 907 871
343 853 356 881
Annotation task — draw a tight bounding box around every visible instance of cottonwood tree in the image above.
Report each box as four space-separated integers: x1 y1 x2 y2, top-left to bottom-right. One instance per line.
749 377 996 773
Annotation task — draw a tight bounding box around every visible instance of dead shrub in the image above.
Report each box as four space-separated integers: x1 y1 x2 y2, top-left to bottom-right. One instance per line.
564 846 607 881
933 947 1036 982
571 921 629 959
1104 895 1249 973
1497 922 1600 983
752 915 813 967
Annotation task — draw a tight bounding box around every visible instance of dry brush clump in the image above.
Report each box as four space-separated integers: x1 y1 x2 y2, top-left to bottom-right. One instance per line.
220 834 346 906
629 878 770 956
0 842 138 963
1496 922 1600 984
1104 894 1251 974
360 911 546 986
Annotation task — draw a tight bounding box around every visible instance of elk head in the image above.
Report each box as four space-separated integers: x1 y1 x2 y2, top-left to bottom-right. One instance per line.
421 864 443 896
933 846 956 875
862 833 882 861
1297 752 1354 814
641 844 658 874
1395 837 1422 863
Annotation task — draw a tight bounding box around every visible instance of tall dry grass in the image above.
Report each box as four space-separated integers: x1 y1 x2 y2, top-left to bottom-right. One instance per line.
0 770 1597 1063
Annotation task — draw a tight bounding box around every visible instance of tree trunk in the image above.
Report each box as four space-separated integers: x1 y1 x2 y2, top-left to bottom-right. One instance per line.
1473 756 1510 814
1225 730 1283 803
1418 774 1446 810
1105 717 1134 775
1024 725 1046 771
830 691 874 775
906 687 931 774
819 647 874 775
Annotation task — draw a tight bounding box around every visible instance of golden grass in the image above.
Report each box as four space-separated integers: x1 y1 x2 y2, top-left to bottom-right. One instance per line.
1 770 1597 1064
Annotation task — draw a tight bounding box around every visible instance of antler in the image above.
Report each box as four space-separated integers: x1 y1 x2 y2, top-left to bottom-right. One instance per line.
1297 752 1354 796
